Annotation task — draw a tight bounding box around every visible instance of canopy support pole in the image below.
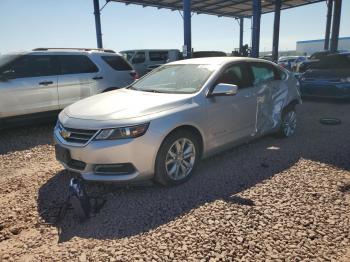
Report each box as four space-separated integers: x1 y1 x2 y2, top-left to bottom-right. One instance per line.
93 0 103 48
330 0 342 52
272 0 281 62
251 0 261 58
183 0 192 58
239 18 244 54
324 0 333 50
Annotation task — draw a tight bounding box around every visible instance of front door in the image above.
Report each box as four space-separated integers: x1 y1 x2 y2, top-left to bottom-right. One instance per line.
0 54 58 118
206 63 257 149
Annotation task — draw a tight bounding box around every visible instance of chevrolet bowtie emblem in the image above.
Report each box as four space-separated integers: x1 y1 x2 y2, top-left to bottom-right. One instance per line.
60 128 71 139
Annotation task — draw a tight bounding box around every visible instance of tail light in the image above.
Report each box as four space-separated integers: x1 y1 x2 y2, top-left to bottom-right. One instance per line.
130 71 139 80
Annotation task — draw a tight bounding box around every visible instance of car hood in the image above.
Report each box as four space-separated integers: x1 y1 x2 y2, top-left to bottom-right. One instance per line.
64 88 194 120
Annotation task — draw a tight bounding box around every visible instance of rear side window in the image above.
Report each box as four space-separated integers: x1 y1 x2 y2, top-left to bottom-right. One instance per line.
216 63 251 89
250 63 277 85
149 51 168 62
132 52 146 64
101 56 132 71
2 55 57 78
58 55 98 75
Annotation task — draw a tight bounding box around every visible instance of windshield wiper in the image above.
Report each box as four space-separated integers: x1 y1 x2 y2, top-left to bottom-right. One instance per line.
142 89 164 93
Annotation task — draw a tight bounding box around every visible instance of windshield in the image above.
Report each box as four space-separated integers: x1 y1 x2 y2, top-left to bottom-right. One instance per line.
0 54 20 69
131 64 217 94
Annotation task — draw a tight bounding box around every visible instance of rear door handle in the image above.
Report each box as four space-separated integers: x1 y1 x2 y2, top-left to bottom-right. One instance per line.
92 76 103 80
39 81 53 86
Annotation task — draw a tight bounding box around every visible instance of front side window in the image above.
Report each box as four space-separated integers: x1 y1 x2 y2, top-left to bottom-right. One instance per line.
149 51 168 62
131 64 216 94
101 55 132 71
250 63 276 85
0 55 57 78
215 63 250 89
58 55 98 75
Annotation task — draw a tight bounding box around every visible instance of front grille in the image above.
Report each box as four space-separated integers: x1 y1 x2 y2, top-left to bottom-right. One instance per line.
58 123 97 145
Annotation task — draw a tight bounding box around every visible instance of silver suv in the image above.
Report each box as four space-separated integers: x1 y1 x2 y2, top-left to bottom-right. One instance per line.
0 48 136 127
54 57 301 186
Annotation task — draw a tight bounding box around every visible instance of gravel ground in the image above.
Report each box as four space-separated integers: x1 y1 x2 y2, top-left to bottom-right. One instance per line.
0 100 349 261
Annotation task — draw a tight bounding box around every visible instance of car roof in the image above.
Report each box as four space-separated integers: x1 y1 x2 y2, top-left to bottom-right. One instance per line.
3 50 122 56
120 49 179 52
168 57 267 66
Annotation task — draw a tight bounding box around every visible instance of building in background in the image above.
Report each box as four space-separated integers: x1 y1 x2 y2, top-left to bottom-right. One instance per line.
296 37 350 55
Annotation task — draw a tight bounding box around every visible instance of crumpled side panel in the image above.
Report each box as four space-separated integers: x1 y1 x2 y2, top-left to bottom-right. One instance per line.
255 82 289 135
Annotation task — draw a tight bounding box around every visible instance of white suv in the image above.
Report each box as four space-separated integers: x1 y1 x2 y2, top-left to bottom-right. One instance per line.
0 48 136 128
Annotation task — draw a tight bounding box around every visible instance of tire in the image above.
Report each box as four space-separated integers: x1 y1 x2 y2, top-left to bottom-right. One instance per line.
154 130 201 186
277 107 297 138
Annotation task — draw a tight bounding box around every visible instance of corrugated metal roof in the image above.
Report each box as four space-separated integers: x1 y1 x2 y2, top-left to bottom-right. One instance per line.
110 0 326 18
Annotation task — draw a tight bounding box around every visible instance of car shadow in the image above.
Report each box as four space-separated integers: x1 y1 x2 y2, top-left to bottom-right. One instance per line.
0 122 55 155
37 101 350 243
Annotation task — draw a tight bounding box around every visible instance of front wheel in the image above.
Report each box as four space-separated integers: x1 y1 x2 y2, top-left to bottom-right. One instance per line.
278 109 297 138
154 130 200 186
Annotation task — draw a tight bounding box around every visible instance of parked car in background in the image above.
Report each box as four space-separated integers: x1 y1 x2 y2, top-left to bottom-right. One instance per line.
297 50 340 73
0 48 136 128
54 57 301 186
192 51 227 58
299 52 350 99
120 49 182 77
278 56 307 71
259 54 273 61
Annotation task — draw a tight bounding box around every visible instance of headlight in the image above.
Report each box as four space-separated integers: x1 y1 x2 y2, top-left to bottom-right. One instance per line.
94 123 150 140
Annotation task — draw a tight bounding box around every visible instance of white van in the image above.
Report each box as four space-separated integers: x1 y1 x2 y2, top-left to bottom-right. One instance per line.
120 49 182 76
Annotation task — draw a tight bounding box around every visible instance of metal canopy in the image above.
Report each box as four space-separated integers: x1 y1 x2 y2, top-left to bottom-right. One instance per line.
110 0 326 18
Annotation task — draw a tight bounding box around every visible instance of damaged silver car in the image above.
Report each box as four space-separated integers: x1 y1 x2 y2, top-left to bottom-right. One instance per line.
54 57 301 186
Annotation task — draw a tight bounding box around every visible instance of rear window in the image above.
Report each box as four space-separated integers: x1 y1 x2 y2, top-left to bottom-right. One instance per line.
58 55 98 75
101 56 132 71
313 54 350 70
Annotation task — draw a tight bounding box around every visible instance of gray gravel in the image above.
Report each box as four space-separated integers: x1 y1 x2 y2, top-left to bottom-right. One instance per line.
0 100 349 261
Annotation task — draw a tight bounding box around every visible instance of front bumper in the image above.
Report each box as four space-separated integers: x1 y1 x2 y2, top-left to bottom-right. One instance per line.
54 126 160 182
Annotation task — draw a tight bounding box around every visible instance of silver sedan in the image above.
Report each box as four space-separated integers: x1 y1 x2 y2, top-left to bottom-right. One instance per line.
54 57 301 186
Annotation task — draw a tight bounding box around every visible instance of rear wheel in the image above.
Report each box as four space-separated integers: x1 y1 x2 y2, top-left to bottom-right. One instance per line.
154 130 200 186
278 108 297 138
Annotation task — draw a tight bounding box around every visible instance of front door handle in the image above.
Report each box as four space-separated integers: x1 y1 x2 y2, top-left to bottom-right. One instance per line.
92 76 103 80
39 81 53 86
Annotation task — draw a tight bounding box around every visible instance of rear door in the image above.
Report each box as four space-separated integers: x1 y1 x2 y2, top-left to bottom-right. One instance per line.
0 54 58 118
249 62 285 134
57 54 99 109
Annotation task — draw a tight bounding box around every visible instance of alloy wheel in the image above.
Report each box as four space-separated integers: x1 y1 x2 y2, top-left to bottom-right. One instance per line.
165 138 196 181
283 110 297 137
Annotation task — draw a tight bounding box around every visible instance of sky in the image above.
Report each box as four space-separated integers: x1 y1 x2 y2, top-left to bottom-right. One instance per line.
0 0 349 54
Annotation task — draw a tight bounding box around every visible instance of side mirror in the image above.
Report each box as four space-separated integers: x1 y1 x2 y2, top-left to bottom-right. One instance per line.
209 83 238 97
